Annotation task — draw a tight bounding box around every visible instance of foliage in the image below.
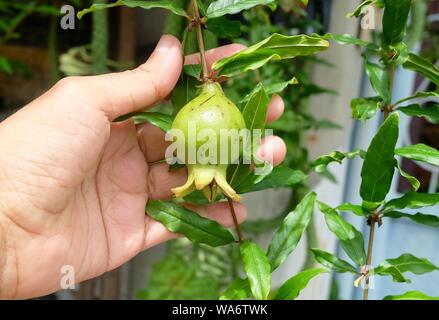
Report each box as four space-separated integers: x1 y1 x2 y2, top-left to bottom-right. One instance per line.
310 0 439 300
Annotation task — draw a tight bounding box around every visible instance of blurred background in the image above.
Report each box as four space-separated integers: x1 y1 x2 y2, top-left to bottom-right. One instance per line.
0 0 438 300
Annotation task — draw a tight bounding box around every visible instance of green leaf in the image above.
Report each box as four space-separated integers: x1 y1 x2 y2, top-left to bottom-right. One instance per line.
374 264 411 283
77 0 188 19
136 254 220 299
228 84 270 187
395 144 439 167
206 17 241 39
312 149 365 174
360 113 399 202
375 253 439 276
396 162 420 192
235 166 307 194
115 111 172 131
386 42 409 65
365 61 391 103
171 74 200 113
146 200 235 246
337 203 367 217
383 211 439 227
274 268 327 300
300 0 309 5
332 34 380 51
240 240 271 300
384 291 439 300
318 202 366 266
240 77 298 104
403 53 439 86
242 83 270 131
394 91 439 107
398 104 439 124
219 278 250 300
382 0 411 46
213 34 329 77
0 55 13 75
183 64 202 78
350 97 382 122
206 0 276 18
347 0 374 18
383 192 439 211
267 192 316 271
311 249 358 273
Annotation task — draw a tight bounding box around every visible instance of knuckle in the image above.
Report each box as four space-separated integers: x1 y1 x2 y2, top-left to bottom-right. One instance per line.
54 76 84 97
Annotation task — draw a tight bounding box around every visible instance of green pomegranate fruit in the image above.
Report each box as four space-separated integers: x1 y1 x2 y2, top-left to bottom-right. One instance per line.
171 81 246 202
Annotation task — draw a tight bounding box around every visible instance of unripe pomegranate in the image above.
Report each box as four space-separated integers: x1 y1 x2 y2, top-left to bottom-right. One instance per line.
171 81 246 202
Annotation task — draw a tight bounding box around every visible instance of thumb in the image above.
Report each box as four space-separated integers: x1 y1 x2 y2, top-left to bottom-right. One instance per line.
59 35 183 120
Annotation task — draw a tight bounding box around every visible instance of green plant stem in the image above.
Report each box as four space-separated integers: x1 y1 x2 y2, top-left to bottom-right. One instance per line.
363 217 376 300
364 56 396 299
191 0 208 80
227 197 244 243
91 0 109 75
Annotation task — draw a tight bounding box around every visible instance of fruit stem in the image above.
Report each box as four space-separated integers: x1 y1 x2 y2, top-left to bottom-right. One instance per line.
191 0 209 81
227 197 244 243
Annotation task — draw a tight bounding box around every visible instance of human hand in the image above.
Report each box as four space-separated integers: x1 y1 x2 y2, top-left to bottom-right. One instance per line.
0 35 286 299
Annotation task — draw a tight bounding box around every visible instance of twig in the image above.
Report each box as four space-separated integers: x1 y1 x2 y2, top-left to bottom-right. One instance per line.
191 0 209 81
227 197 244 243
363 216 376 300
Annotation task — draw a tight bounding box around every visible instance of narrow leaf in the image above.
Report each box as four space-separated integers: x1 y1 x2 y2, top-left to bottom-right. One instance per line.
396 162 420 192
382 0 411 46
360 113 399 202
398 104 439 124
396 144 439 167
312 149 365 174
384 291 439 300
213 34 329 77
206 0 276 18
403 53 439 86
383 211 439 228
242 83 270 131
394 91 439 107
332 34 380 51
383 192 439 211
146 200 235 246
171 74 200 113
376 253 439 275
274 268 327 300
240 240 271 300
311 249 358 273
374 264 411 283
240 77 298 104
337 203 367 217
365 61 391 103
235 166 307 193
267 192 316 271
347 0 374 18
77 0 188 19
318 202 366 266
